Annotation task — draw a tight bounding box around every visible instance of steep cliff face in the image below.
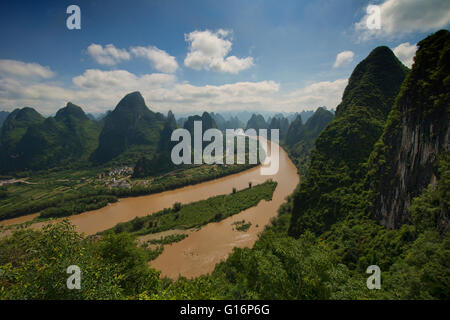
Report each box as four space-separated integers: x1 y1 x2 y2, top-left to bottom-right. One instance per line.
368 30 450 229
289 46 408 237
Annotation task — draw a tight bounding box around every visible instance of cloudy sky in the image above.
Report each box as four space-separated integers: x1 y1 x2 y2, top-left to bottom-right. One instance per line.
0 0 449 115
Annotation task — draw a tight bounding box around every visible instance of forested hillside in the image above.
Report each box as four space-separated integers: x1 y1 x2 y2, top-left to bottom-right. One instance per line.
13 103 101 171
1 108 45 165
0 92 177 173
132 110 178 178
289 45 409 236
284 107 334 173
206 30 449 300
367 29 450 230
91 91 167 164
0 103 103 172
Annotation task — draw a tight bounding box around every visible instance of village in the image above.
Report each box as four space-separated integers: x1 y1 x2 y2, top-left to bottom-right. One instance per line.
97 166 133 189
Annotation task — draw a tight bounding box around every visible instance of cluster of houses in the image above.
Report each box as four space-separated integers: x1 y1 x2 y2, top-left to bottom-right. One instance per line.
107 166 133 177
108 178 131 189
97 166 133 189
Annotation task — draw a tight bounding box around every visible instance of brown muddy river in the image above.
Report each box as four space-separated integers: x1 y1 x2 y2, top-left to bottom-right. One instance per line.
151 144 299 278
0 142 299 279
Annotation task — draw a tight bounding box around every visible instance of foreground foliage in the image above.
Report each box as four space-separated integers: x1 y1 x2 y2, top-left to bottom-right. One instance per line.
0 221 159 299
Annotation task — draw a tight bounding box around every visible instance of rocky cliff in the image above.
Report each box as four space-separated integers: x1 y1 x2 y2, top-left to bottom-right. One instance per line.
289 46 408 237
368 30 450 229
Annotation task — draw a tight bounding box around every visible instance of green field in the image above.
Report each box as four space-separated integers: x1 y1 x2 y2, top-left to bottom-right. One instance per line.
0 163 255 221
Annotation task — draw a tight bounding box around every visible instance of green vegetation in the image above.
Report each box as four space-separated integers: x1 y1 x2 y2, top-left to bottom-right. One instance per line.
289 45 409 237
0 91 264 222
366 30 450 228
184 111 217 134
0 186 7 199
0 107 45 156
268 116 289 141
284 107 334 174
91 92 166 164
213 33 448 300
143 31 449 300
107 180 277 236
176 150 449 300
0 103 101 172
245 114 268 131
0 92 177 176
0 168 109 221
132 110 178 178
233 220 252 232
0 31 448 301
144 245 165 261
133 153 173 178
211 112 245 131
0 221 160 299
39 195 118 218
0 162 254 221
145 233 188 245
2 177 447 300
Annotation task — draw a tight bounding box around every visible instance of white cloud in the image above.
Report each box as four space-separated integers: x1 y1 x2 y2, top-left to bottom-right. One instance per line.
393 42 418 68
161 81 280 110
86 43 131 65
184 29 254 74
333 51 354 68
130 46 178 73
0 59 54 79
73 69 175 90
282 79 348 110
86 43 178 73
0 62 176 114
0 60 347 115
0 77 77 114
355 0 450 41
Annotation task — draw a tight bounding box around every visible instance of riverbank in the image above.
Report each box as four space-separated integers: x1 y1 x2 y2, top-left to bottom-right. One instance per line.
150 145 299 278
0 142 299 278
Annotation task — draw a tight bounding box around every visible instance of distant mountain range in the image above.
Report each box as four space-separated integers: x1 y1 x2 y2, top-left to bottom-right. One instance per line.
87 111 110 121
175 109 329 125
1 89 329 174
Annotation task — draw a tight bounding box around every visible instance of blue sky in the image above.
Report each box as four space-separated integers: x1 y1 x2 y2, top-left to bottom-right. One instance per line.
0 0 449 115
